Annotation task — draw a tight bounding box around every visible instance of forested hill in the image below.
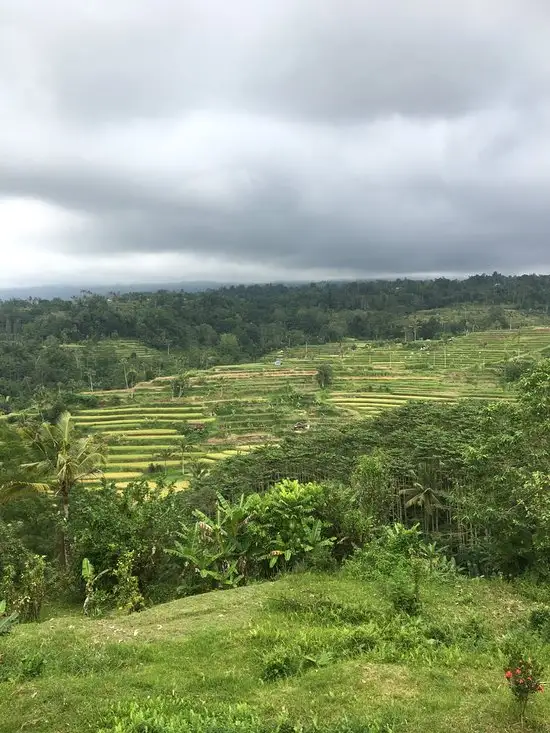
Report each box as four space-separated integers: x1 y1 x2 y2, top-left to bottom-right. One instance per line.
1 272 550 406
3 273 550 345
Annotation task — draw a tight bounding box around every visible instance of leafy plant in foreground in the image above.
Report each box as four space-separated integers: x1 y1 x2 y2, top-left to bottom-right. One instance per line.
387 569 422 616
99 696 397 732
19 652 46 679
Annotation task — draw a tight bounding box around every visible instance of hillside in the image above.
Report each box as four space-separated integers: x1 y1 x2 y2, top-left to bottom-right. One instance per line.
3 272 550 407
63 327 550 485
4 280 550 733
2 569 550 733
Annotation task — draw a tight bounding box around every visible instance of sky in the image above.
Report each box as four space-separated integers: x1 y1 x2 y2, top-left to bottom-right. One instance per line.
1 0 550 288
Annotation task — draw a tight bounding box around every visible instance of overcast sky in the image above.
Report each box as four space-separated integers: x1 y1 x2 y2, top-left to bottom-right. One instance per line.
1 0 550 287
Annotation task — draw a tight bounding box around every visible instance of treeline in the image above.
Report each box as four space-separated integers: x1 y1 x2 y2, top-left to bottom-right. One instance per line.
0 338 177 410
2 272 550 405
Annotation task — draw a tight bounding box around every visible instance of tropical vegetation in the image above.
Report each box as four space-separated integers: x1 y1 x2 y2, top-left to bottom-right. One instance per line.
3 275 550 731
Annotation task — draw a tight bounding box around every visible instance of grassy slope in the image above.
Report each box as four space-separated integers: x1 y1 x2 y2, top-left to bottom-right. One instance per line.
2 571 550 733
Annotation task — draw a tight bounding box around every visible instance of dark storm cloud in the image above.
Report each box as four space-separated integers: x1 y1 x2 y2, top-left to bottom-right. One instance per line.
1 0 550 283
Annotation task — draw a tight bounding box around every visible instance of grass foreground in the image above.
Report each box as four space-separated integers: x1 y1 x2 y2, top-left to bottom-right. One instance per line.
2 570 550 733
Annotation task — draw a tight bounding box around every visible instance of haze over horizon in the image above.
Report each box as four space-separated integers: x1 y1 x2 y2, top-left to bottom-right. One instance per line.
2 0 550 288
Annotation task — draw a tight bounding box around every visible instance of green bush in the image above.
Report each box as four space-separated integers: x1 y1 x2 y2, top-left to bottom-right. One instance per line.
529 604 550 635
387 575 422 616
246 479 335 572
0 493 58 558
69 480 182 601
0 641 45 682
344 523 425 581
112 551 145 614
82 557 111 617
350 451 393 525
13 554 47 622
19 652 46 679
170 480 336 593
66 392 101 408
0 521 49 622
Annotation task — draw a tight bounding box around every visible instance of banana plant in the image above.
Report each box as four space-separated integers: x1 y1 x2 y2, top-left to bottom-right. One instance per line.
0 599 19 635
168 493 252 588
262 518 335 569
82 558 111 615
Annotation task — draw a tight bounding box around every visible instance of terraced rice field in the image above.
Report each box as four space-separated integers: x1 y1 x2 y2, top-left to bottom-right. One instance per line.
283 328 550 371
63 338 167 361
73 327 550 486
74 399 242 484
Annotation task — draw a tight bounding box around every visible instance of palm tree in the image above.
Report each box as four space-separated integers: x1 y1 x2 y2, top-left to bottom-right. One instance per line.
155 448 175 473
175 439 194 477
0 421 49 505
188 459 210 481
399 476 447 534
21 411 107 567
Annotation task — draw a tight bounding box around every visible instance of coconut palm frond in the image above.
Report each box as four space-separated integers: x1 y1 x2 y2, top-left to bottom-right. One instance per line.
0 480 51 505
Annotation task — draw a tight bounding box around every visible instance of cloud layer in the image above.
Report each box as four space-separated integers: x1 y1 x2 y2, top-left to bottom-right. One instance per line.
2 0 550 286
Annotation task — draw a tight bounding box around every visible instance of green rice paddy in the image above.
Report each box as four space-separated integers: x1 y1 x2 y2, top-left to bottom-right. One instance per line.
72 327 550 486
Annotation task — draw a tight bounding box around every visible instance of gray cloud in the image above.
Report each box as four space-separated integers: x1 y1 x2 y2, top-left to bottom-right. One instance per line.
1 0 550 284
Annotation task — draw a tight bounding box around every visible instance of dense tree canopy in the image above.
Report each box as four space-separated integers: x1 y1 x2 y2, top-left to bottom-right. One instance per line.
1 273 550 406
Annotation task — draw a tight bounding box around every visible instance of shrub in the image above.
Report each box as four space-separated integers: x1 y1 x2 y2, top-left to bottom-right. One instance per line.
0 521 49 622
66 392 100 408
350 451 393 525
344 523 425 581
13 554 47 622
19 652 46 679
499 357 536 384
387 574 422 616
247 479 335 573
82 557 111 617
0 637 44 682
0 493 58 558
170 480 336 592
316 363 333 388
504 655 544 720
70 480 182 600
529 604 550 635
112 551 145 614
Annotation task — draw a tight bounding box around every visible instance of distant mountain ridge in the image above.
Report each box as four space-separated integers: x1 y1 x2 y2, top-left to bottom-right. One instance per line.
0 281 231 300
0 279 318 300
